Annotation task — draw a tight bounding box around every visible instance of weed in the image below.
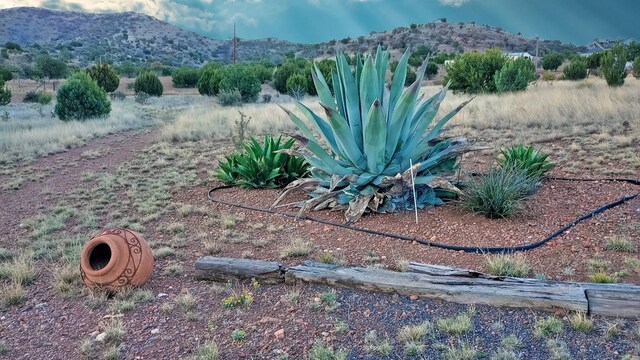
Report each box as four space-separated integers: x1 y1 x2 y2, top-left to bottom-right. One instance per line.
168 222 184 234
499 334 522 350
229 328 247 342
6 254 37 285
491 348 519 360
192 341 219 360
175 291 197 313
604 237 636 252
569 311 592 332
546 338 571 360
442 341 478 360
0 247 12 261
436 313 473 335
534 317 564 338
334 320 349 334
586 258 610 273
102 317 125 344
395 259 410 272
285 289 300 304
1 282 26 307
164 263 184 276
280 238 312 259
486 253 531 277
307 343 347 360
153 247 175 259
202 240 221 255
364 331 393 356
109 299 135 313
222 289 253 309
403 341 425 356
52 263 83 297
603 319 622 339
319 290 338 306
102 345 120 360
589 271 617 283
177 204 195 217
397 321 434 342
79 339 93 359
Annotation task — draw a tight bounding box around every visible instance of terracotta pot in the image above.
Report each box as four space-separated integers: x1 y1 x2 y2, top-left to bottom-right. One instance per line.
80 228 154 291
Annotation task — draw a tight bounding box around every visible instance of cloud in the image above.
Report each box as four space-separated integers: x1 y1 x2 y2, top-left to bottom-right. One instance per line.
439 0 469 7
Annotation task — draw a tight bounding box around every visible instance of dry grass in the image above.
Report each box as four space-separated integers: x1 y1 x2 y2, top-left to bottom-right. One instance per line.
0 100 162 163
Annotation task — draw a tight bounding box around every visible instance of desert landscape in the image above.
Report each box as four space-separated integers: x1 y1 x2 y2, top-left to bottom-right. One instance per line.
0 3 639 360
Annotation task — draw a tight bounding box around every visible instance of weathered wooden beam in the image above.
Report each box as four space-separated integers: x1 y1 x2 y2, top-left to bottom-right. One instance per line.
195 256 284 284
585 286 640 318
286 262 588 312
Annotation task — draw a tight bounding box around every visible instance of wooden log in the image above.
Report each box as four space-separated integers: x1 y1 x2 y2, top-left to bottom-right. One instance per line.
584 284 640 317
195 256 284 284
286 262 588 312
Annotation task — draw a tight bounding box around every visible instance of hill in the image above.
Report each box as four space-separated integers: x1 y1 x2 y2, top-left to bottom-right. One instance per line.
0 7 584 68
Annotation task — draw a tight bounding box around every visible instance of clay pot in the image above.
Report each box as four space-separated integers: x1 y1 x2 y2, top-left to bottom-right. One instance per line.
80 228 154 291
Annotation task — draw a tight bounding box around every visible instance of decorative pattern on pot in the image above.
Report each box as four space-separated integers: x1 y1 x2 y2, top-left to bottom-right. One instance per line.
80 228 154 291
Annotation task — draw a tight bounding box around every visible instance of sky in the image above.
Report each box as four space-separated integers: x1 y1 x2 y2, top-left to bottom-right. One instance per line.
1 0 638 45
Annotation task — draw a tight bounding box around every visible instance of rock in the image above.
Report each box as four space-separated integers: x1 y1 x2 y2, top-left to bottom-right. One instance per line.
409 295 419 301
95 332 107 342
321 331 329 337
274 329 285 340
151 328 160 335
34 303 47 309
90 331 99 337
157 293 168 298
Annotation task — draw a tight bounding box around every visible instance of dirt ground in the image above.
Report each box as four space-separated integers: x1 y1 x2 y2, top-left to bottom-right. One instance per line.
0 120 639 359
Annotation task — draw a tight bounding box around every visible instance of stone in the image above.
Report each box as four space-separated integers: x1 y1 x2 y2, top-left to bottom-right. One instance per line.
274 329 285 340
95 332 107 342
151 328 160 335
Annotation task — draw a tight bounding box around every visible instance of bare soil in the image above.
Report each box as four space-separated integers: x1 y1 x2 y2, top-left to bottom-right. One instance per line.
0 128 639 359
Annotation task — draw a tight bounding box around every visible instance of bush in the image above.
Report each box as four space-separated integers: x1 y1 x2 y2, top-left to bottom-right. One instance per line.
273 58 315 95
0 83 10 106
444 49 507 93
261 94 272 103
286 73 307 99
601 44 627 87
197 63 223 96
216 136 308 189
218 65 261 103
634 56 640 79
54 72 111 121
251 64 273 84
172 67 200 88
462 167 539 219
562 58 588 80
0 67 13 82
494 58 536 93
134 72 163 96
4 42 22 51
218 89 242 107
86 63 119 93
541 52 563 71
542 71 556 82
36 92 52 105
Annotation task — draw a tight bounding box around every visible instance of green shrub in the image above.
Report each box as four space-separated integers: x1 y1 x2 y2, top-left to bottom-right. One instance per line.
110 91 126 101
601 44 627 87
218 89 243 107
36 92 52 105
633 56 640 79
134 72 163 96
273 58 315 95
0 67 13 82
563 58 588 80
0 83 10 106
462 167 538 218
495 58 536 93
251 64 273 84
197 62 223 96
286 73 308 99
216 136 308 189
444 49 507 93
542 71 556 82
54 72 111 121
172 67 200 88
4 42 22 51
86 63 119 93
218 65 261 103
542 52 563 71
497 144 554 179
135 92 150 105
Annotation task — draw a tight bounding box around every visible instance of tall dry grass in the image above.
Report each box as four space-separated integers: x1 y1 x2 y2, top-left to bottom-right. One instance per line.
0 100 162 163
162 78 640 145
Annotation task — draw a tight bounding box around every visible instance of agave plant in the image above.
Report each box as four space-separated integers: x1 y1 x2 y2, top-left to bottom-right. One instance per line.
497 144 555 179
276 47 482 223
216 135 308 189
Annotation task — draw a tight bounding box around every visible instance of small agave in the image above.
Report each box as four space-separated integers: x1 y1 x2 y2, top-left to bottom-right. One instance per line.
275 46 483 223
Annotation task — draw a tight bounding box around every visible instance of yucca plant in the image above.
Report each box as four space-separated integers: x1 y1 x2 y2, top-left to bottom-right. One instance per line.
275 47 483 223
216 135 308 189
497 144 554 179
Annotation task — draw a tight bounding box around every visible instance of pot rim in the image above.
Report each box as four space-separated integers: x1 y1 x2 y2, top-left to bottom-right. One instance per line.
81 236 118 277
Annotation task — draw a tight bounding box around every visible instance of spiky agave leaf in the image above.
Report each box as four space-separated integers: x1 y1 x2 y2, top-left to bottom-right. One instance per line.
279 46 482 222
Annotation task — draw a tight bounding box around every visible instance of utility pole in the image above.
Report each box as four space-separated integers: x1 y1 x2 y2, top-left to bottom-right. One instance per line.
232 23 238 64
535 36 539 68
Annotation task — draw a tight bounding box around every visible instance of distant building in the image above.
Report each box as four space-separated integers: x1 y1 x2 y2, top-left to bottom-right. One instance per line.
505 52 534 60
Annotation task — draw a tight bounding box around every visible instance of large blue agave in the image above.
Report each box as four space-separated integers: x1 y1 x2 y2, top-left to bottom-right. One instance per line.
276 47 481 223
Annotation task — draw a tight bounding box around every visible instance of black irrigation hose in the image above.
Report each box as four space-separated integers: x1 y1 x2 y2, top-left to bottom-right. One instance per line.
207 177 639 254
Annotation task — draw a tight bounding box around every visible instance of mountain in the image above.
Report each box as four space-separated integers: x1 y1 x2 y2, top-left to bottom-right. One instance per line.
0 7 584 68
0 7 311 66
